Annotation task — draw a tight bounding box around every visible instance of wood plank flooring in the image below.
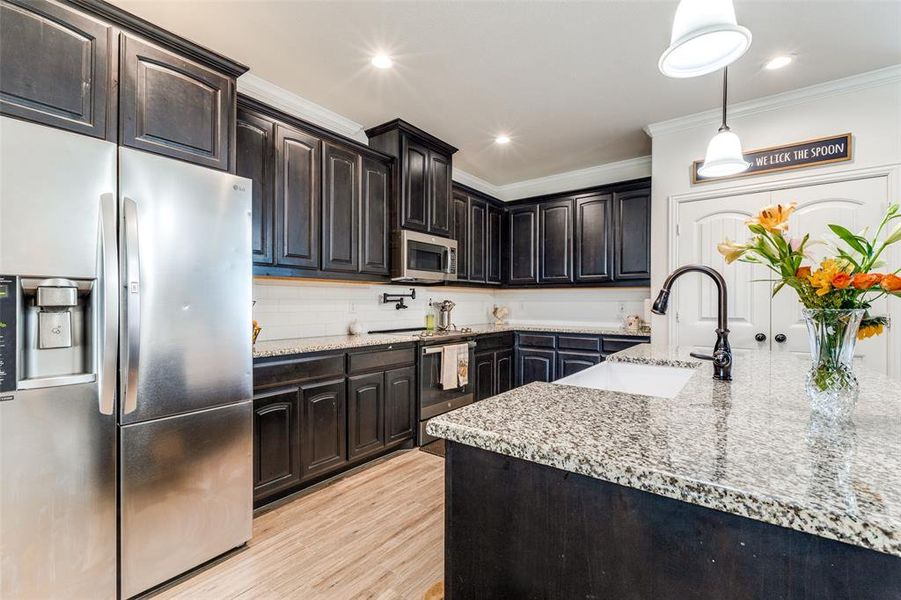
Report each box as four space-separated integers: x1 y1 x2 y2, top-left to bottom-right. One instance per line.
152 450 445 600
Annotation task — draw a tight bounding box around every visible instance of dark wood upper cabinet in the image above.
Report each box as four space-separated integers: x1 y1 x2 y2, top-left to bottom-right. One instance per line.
428 151 452 236
538 199 573 283
0 0 116 140
452 192 470 280
574 193 613 283
274 123 321 270
299 378 347 481
487 206 503 284
237 109 274 265
469 199 487 282
347 372 385 461
252 387 301 502
614 188 651 280
322 142 359 272
366 119 457 235
384 365 415 444
508 205 539 285
360 156 390 275
120 34 233 170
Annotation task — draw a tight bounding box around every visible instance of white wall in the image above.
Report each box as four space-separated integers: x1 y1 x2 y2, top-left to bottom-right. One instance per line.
647 67 901 347
253 278 649 341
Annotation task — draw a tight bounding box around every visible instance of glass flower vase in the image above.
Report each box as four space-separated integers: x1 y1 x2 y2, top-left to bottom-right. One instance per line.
801 308 865 421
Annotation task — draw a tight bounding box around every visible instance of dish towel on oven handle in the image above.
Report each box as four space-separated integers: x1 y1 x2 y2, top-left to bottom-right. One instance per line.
440 343 469 390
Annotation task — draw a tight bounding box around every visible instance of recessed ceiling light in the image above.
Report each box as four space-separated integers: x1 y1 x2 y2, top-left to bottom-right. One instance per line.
371 54 393 69
764 55 793 70
495 135 511 145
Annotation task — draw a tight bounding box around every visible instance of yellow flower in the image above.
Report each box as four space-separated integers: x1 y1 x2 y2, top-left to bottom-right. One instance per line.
717 239 747 264
857 323 884 340
748 202 797 233
807 259 850 297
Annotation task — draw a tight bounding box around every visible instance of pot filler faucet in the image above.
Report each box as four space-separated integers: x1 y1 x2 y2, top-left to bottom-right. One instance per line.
651 265 732 381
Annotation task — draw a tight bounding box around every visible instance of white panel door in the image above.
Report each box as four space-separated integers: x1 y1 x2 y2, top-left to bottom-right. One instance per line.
675 192 773 356
770 177 891 372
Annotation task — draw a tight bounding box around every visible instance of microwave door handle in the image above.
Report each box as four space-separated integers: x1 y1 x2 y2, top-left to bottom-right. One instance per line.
97 193 118 415
122 197 141 415
445 248 453 274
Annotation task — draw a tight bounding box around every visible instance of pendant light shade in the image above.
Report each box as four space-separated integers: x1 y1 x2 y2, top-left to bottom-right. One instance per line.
698 67 749 178
659 0 752 78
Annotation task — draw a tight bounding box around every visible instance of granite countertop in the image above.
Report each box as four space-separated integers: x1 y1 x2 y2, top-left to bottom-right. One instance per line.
252 322 650 358
427 343 901 557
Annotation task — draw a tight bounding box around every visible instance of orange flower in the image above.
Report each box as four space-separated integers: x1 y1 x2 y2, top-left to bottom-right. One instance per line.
858 323 885 340
748 202 797 233
796 266 811 279
852 273 884 290
832 273 852 289
881 274 901 293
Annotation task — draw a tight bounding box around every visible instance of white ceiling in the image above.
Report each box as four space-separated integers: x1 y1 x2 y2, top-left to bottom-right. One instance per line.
111 1 901 185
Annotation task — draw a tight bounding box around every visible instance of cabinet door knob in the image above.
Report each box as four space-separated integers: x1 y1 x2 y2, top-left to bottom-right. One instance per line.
774 334 787 343
755 333 767 342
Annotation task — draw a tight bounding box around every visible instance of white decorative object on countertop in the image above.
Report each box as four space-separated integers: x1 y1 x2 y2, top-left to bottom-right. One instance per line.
624 314 642 332
348 320 363 336
492 305 509 326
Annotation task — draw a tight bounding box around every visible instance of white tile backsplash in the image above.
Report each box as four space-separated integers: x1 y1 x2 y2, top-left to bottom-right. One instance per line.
252 278 649 341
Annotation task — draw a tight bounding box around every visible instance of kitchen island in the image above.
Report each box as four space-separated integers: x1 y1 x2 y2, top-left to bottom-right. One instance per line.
427 344 901 599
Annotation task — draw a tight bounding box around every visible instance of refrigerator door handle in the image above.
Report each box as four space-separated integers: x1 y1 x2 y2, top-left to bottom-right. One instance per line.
123 197 141 415
98 192 118 415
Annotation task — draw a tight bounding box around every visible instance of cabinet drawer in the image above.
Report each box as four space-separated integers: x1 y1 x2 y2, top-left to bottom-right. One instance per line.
601 336 650 354
475 332 515 352
517 333 556 349
253 354 345 389
348 346 415 374
557 335 601 352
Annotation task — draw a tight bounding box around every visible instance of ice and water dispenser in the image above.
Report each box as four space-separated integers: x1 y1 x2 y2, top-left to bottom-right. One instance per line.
0 275 95 393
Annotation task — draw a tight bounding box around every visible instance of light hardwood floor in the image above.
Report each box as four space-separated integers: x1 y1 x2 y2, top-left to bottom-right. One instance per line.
153 450 445 600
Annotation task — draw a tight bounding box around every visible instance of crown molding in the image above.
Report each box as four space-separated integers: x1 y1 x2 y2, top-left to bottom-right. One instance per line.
645 64 901 139
237 73 368 143
452 169 504 199
494 156 652 201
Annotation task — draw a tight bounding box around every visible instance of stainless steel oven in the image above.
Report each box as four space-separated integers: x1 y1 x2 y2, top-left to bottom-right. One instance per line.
418 338 475 446
391 229 457 283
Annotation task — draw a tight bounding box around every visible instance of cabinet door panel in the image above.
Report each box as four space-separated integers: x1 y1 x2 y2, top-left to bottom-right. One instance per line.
614 188 651 280
299 378 346 481
452 192 470 280
0 0 115 140
495 349 514 394
275 124 321 269
557 351 601 379
429 151 451 236
403 139 429 232
474 352 495 401
385 366 415 443
237 109 274 265
539 199 573 283
575 193 613 282
322 142 359 272
120 34 231 170
253 387 301 502
348 372 384 460
509 205 538 284
487 206 503 284
518 348 555 386
469 199 487 282
360 157 390 275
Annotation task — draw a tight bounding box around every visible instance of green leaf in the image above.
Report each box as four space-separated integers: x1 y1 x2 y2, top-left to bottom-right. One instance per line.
772 281 786 297
748 223 766 235
828 224 868 255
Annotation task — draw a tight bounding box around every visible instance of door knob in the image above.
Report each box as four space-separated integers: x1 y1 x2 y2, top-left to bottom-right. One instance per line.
755 333 766 342
774 334 787 343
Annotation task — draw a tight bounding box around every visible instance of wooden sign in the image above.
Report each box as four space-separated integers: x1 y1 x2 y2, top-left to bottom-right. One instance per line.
691 133 852 184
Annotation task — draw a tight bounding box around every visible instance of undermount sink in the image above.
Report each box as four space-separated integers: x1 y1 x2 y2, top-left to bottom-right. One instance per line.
552 361 696 399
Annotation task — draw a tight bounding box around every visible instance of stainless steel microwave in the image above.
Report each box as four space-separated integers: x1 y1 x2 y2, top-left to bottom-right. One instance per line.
391 229 458 283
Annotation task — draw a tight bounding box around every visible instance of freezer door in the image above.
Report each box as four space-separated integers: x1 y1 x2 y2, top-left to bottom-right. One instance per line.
120 401 253 598
118 148 253 424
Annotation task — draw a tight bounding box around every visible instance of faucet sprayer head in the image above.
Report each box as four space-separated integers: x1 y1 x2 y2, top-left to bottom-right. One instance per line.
651 289 670 315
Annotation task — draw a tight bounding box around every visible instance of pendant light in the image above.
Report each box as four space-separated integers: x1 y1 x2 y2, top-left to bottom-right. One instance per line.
659 0 752 78
698 68 750 178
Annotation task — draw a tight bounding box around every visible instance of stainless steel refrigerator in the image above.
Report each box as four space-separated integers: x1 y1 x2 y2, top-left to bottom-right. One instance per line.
0 117 253 599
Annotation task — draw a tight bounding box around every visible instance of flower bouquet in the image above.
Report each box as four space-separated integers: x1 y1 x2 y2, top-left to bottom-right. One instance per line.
718 202 901 419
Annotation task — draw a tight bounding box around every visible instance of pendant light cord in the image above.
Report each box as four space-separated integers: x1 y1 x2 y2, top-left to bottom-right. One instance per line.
720 67 730 132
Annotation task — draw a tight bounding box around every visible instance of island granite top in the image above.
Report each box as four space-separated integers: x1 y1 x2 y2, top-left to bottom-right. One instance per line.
427 343 901 557
252 322 650 358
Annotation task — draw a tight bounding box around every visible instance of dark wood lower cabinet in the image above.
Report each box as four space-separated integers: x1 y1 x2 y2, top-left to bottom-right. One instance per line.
474 352 496 402
252 387 301 502
348 372 384 460
385 365 416 443
557 351 602 378
495 349 514 394
299 378 347 481
517 348 556 386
